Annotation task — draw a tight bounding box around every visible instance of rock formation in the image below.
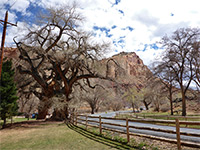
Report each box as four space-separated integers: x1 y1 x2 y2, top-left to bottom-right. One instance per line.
101 51 152 89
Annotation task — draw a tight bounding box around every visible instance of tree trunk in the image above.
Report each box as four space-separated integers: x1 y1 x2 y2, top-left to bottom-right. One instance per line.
169 91 173 115
95 107 99 113
90 104 95 114
51 106 69 121
143 100 149 110
154 102 160 112
11 117 13 125
2 118 6 128
91 108 94 114
37 97 52 119
132 102 135 113
37 107 48 119
181 90 186 116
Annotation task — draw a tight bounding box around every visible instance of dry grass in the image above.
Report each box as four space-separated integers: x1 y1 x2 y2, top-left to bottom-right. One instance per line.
0 121 133 150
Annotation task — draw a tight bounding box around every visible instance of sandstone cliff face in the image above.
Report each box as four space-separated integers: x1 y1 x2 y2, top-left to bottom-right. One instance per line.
4 48 151 88
3 47 19 59
100 51 152 88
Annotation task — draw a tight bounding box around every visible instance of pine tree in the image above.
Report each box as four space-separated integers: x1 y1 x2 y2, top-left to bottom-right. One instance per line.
0 59 18 128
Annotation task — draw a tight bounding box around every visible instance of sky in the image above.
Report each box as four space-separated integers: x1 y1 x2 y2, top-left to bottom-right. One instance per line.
0 0 200 66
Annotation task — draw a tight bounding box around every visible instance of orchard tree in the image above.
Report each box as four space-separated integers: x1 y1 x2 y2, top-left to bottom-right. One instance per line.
15 3 110 119
159 28 200 116
0 59 18 128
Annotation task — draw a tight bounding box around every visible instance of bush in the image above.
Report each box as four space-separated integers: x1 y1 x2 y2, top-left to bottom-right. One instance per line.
160 104 170 112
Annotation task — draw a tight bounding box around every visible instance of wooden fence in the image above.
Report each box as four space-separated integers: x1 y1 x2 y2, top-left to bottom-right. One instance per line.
116 112 200 120
70 114 200 150
134 114 200 120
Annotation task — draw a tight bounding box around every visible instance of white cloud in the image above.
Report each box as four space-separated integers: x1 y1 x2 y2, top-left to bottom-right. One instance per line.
1 0 200 66
8 0 30 14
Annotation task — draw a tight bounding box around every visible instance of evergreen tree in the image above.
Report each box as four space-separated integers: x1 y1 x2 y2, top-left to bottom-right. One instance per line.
0 59 18 128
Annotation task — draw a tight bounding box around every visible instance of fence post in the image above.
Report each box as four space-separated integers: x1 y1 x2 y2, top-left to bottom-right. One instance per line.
167 116 169 125
99 115 102 135
185 117 188 127
126 117 130 143
72 113 74 124
176 119 181 150
86 115 88 130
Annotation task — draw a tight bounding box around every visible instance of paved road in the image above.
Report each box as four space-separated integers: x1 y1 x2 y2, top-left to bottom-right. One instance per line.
80 111 200 144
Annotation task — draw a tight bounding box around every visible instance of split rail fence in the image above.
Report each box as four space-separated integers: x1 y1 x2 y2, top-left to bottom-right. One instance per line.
70 114 200 150
122 113 200 120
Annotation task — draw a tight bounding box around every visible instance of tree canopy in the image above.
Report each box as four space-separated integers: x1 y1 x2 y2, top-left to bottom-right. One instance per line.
152 27 200 116
14 4 110 119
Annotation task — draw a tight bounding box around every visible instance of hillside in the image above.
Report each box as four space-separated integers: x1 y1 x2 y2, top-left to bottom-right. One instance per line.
3 48 199 114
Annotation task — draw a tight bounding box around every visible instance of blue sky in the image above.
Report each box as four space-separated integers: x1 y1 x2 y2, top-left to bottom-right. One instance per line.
0 0 200 65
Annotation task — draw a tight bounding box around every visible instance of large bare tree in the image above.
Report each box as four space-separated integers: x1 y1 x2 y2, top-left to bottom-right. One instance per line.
159 28 200 116
14 4 110 119
152 62 178 115
192 41 200 88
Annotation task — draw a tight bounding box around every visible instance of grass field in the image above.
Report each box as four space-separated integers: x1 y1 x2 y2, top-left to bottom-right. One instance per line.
1 120 198 150
0 121 140 150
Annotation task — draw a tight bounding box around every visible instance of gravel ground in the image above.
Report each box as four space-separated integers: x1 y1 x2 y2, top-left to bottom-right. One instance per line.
131 136 199 150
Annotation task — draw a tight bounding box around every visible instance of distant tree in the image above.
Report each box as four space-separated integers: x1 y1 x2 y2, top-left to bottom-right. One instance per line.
0 59 18 128
138 88 153 111
192 41 200 88
108 88 124 111
159 28 200 116
152 63 177 115
151 86 167 112
14 70 39 119
82 85 106 114
17 93 39 120
123 87 140 112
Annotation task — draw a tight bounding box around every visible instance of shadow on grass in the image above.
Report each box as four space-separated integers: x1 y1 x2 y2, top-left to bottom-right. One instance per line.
0 120 61 130
67 123 139 150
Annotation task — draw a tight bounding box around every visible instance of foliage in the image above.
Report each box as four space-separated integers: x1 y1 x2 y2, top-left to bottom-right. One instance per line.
0 59 18 128
123 87 141 112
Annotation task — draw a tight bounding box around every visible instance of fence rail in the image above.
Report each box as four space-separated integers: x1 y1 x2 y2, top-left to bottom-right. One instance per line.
70 114 200 150
124 113 200 120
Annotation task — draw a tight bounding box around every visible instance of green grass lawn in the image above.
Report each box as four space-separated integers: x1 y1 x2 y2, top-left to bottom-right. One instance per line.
0 121 139 150
0 117 36 123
